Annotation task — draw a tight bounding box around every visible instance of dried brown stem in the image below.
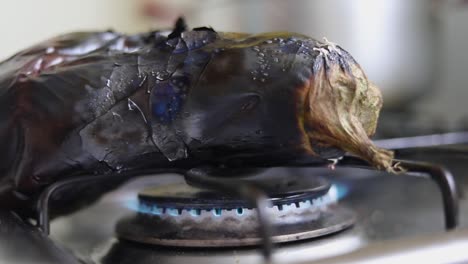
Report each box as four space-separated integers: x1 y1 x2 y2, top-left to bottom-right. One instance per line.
305 56 395 172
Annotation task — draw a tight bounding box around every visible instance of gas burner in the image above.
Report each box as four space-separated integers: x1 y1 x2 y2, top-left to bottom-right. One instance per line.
116 174 355 247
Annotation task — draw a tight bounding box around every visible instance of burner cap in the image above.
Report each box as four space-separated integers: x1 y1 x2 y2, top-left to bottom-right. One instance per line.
116 177 355 247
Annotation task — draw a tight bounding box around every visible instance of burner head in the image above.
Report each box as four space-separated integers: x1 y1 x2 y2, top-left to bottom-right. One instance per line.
116 173 355 247
137 173 331 210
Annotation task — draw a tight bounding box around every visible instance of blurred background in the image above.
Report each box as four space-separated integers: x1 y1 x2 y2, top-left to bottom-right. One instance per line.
1 0 467 136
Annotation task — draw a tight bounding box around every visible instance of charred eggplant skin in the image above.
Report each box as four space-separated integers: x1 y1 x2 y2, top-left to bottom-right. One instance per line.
0 22 385 213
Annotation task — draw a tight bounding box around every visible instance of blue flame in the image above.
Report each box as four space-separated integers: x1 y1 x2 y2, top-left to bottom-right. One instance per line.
124 199 165 216
166 208 178 216
213 209 222 217
124 182 351 217
236 208 244 216
124 198 139 212
334 183 349 200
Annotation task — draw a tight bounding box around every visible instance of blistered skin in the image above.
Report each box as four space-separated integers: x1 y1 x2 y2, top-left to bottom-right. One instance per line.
0 28 391 212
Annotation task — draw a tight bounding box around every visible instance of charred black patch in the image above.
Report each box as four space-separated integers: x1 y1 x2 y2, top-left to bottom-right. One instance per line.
168 17 188 40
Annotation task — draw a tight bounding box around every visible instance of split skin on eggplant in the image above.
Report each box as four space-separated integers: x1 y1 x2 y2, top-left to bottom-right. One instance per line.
0 26 393 215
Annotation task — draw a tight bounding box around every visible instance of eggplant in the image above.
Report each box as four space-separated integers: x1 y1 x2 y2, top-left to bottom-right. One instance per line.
0 20 392 215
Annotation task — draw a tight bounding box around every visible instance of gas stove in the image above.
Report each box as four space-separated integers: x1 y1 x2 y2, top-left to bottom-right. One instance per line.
116 172 355 249
1 132 468 264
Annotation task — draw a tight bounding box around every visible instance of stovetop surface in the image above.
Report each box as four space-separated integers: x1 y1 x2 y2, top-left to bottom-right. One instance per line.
36 144 468 264
1 141 467 263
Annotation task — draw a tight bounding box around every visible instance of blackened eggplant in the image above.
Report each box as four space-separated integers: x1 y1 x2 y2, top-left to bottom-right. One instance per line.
0 24 392 213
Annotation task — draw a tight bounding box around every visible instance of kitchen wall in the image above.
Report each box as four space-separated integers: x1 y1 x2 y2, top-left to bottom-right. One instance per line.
416 5 468 127
0 0 148 60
